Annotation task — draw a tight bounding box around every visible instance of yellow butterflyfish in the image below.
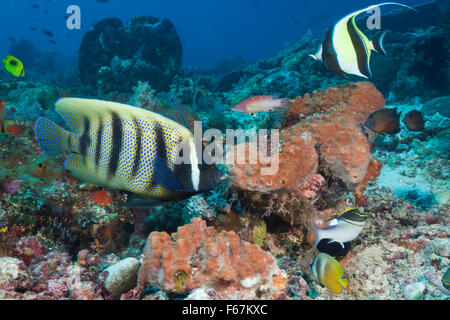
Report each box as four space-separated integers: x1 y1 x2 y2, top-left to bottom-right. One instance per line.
2 55 25 77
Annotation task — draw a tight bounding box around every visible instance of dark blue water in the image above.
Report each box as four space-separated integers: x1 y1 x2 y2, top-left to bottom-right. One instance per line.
1 0 426 67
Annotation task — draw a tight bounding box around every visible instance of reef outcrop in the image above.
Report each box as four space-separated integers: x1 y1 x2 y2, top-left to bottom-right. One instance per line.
138 217 286 299
79 15 183 92
229 82 384 230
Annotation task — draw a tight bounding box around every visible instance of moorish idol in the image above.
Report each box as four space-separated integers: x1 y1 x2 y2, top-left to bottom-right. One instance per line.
309 2 417 79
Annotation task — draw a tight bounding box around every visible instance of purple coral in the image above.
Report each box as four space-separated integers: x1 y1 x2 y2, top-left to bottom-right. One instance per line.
16 236 47 265
47 280 69 298
4 179 22 195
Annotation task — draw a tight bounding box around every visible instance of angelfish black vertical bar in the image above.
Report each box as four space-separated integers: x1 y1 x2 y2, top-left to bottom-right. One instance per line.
108 112 123 178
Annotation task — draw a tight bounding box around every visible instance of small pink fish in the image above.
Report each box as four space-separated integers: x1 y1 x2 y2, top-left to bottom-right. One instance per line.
232 95 289 114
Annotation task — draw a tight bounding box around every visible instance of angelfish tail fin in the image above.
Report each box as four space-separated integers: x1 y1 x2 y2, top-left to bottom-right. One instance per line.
35 117 72 156
370 30 389 56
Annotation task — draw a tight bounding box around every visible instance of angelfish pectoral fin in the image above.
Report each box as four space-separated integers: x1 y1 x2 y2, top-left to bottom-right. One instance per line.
153 155 184 191
120 198 178 208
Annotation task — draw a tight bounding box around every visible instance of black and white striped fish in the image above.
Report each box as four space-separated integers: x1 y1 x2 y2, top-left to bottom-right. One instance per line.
35 98 224 206
309 2 417 79
313 208 367 254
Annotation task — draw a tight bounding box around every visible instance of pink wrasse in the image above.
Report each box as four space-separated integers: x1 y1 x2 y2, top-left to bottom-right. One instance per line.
232 95 289 114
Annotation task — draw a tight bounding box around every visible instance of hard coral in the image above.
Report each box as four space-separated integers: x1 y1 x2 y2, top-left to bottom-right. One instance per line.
138 217 285 299
3 179 22 195
16 236 47 265
0 257 33 292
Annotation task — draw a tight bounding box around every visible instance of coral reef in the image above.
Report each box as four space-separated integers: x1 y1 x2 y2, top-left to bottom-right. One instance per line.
0 257 33 292
138 218 286 299
0 122 136 257
223 31 344 103
371 26 450 103
373 103 450 208
0 236 114 300
337 191 450 300
229 82 384 231
0 2 448 301
422 96 450 118
79 15 182 93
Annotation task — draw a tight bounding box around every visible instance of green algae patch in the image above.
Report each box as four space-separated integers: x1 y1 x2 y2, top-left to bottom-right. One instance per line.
173 270 189 292
252 220 267 247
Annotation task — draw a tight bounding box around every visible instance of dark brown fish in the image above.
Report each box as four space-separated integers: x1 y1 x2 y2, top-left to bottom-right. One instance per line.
402 110 425 131
364 108 401 135
42 29 54 37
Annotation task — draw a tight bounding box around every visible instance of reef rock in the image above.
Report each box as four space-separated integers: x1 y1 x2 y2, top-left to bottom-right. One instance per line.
15 236 47 265
79 15 182 92
371 26 450 102
0 257 33 292
230 82 384 192
7 85 60 121
422 96 450 118
101 257 140 296
225 31 344 103
138 218 286 299
229 82 384 228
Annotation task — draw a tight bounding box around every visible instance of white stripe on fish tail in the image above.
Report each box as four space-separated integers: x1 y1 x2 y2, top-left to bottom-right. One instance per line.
313 222 322 249
189 138 200 191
